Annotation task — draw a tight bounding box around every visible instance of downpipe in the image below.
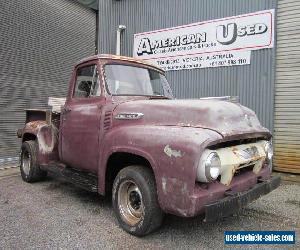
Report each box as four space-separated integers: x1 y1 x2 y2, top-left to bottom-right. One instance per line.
116 25 126 55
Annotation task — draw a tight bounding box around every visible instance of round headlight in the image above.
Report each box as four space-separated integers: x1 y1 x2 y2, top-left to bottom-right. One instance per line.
205 152 221 181
264 141 273 162
196 151 221 182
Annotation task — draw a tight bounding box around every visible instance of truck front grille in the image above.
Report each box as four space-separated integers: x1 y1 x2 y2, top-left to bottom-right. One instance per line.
234 164 255 176
209 137 266 150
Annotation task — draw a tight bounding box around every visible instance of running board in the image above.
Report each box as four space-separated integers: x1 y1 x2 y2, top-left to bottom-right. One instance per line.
41 163 98 192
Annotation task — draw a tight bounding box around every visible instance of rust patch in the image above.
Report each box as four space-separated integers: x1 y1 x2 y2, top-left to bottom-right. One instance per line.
26 120 46 130
164 145 183 158
37 124 58 154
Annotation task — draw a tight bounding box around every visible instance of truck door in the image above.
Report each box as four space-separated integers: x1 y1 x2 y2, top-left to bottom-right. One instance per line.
60 63 103 173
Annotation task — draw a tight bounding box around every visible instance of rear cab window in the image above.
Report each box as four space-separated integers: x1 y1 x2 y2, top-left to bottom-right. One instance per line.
74 64 101 98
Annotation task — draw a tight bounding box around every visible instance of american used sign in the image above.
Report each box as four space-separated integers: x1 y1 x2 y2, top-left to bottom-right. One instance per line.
133 9 274 71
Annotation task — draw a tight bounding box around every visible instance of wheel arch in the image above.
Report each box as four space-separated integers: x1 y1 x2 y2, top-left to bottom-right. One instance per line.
22 132 37 142
102 149 157 196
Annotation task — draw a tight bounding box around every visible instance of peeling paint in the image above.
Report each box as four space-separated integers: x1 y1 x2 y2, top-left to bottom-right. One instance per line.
164 145 183 158
218 140 267 185
26 121 45 130
37 124 58 154
162 177 167 195
175 207 188 217
181 182 188 194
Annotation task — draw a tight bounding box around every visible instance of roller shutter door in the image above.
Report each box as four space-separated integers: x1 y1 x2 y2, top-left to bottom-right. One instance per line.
274 0 300 173
0 0 95 166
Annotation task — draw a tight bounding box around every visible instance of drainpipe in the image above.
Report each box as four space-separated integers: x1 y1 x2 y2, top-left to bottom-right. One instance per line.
116 25 126 55
95 9 99 54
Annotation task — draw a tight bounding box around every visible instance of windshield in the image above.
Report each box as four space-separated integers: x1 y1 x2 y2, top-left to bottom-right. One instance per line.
104 64 173 98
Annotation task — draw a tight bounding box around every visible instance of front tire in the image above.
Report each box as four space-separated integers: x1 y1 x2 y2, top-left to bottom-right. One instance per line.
20 140 47 183
112 165 163 236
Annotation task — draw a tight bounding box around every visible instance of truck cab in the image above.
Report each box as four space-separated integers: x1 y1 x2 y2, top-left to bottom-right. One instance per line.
17 54 280 236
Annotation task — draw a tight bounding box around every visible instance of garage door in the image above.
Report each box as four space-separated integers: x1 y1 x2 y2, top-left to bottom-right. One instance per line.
0 0 96 166
274 0 300 173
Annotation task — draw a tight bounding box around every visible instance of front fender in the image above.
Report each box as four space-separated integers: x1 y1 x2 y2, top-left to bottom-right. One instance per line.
99 125 221 216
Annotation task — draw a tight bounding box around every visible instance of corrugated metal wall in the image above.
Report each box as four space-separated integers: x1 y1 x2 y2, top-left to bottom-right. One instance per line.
98 0 277 131
0 0 96 166
273 0 300 173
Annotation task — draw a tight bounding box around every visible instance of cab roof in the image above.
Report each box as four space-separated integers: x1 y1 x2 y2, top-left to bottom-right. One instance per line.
76 54 164 73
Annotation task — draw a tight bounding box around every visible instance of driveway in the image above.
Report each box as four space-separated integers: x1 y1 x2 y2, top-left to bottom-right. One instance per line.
0 168 299 249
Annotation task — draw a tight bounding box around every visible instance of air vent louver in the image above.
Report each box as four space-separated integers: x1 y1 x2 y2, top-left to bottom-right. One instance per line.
103 111 112 131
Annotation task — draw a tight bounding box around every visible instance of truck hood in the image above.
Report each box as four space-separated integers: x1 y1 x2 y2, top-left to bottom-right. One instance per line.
113 99 269 138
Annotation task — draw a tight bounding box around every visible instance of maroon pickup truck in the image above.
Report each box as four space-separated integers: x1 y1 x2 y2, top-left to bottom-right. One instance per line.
17 54 280 236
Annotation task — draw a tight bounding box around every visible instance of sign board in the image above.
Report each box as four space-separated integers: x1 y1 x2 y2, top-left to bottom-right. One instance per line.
133 9 274 71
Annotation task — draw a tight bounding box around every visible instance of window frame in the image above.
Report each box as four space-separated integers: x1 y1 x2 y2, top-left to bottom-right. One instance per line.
72 62 102 99
102 62 171 98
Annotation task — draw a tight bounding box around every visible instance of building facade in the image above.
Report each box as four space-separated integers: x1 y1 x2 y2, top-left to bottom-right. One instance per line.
273 0 300 173
0 0 96 166
96 0 298 173
0 0 299 173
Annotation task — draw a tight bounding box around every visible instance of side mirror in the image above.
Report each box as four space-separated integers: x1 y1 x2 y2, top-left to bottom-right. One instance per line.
78 81 91 96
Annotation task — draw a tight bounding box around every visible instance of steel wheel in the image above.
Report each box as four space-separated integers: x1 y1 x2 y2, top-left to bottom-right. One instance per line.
21 150 31 176
112 166 164 236
20 140 47 183
118 180 144 226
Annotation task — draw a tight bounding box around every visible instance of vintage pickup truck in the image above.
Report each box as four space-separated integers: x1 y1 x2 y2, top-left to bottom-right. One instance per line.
17 54 280 236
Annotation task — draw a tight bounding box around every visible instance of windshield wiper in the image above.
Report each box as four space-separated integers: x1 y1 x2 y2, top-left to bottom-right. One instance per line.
149 95 170 99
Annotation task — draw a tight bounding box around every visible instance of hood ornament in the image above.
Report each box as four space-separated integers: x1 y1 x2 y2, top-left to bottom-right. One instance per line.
115 112 144 120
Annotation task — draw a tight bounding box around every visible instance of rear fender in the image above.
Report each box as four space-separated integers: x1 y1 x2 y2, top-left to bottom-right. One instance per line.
22 120 59 165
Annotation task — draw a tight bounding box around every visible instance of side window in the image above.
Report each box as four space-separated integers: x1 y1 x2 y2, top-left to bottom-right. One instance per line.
74 65 101 98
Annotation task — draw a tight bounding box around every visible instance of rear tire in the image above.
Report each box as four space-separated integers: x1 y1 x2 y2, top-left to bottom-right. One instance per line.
112 165 164 236
20 140 47 182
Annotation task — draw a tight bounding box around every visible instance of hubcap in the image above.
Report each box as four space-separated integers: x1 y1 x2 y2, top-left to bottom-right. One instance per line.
22 150 31 176
118 180 144 226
